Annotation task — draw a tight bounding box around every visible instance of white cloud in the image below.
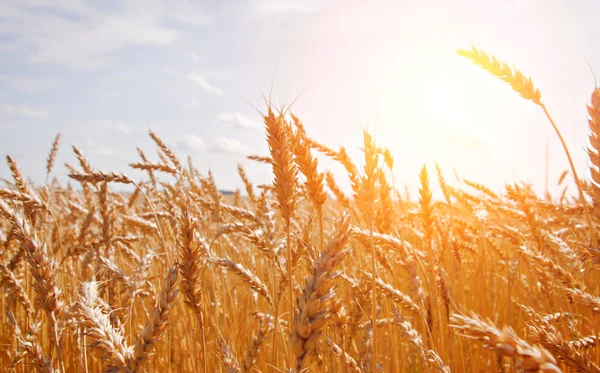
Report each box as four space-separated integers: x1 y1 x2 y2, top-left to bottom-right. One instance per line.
218 112 261 130
1 76 59 95
174 135 205 154
1 104 49 119
190 53 200 61
182 98 199 110
211 137 253 156
0 1 180 70
187 71 222 96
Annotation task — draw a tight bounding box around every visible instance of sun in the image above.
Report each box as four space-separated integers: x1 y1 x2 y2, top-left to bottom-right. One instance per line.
373 47 497 163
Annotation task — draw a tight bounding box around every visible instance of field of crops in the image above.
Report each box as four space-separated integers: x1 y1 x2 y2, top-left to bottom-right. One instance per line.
1 48 600 372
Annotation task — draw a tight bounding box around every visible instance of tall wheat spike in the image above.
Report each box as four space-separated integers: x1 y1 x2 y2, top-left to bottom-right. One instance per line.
588 87 600 208
458 45 597 248
458 46 541 104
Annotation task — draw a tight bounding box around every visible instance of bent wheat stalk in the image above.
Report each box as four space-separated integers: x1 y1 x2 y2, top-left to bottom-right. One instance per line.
458 46 597 248
451 312 562 373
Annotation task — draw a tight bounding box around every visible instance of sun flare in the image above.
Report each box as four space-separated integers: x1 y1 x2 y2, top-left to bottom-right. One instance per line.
372 49 497 166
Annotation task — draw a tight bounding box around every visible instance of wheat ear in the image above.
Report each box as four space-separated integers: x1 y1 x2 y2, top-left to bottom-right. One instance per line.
291 217 350 371
129 263 179 372
459 46 597 248
451 312 562 373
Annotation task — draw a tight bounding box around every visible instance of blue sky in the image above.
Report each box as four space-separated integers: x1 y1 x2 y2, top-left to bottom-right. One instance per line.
0 0 599 197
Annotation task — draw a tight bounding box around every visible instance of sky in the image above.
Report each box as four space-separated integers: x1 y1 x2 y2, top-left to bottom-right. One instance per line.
0 0 599 198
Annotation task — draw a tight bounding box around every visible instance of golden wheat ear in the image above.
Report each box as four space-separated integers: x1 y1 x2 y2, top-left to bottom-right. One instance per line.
588 88 600 207
457 46 542 105
45 133 61 181
459 45 597 248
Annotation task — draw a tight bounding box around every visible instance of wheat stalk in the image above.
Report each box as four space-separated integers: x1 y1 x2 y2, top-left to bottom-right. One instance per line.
459 45 597 248
451 312 562 373
129 263 179 372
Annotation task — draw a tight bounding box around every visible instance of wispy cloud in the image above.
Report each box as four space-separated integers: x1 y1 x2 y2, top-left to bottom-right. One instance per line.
1 76 59 95
1 104 49 119
211 137 253 156
187 71 223 96
174 135 206 154
0 1 181 70
218 112 260 130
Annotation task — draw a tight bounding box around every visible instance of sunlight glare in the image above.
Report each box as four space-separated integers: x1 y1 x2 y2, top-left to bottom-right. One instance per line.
375 48 498 166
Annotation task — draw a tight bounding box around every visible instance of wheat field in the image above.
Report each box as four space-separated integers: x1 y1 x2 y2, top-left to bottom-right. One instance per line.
1 48 600 373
